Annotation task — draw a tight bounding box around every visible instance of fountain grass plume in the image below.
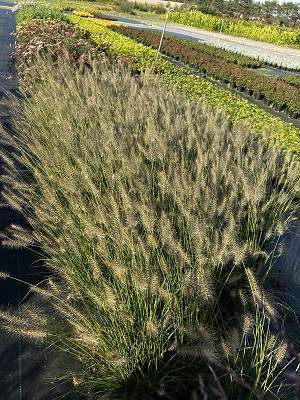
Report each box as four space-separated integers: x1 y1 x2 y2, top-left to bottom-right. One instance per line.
0 56 299 398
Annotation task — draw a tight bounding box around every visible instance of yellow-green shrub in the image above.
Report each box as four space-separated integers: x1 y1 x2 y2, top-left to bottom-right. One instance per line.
167 10 300 46
72 9 94 18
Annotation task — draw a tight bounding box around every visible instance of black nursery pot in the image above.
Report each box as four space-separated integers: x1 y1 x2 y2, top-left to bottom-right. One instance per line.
253 92 264 101
244 88 253 96
264 97 272 106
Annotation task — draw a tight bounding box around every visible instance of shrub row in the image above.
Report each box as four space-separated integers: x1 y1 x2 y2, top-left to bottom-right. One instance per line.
206 40 300 72
10 18 113 77
72 8 118 20
69 15 159 69
72 9 94 18
110 25 261 68
279 74 300 88
167 10 300 47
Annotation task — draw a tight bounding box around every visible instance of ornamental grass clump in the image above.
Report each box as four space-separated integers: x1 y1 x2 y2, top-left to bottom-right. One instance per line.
0 57 300 399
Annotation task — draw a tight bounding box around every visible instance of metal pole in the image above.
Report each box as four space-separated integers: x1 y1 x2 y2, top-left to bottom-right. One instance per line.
152 7 170 73
217 20 224 44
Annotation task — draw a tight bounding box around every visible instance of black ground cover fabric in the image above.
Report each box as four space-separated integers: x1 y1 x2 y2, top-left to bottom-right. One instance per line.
0 2 86 398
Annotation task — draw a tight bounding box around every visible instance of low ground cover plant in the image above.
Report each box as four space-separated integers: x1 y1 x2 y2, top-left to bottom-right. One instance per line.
0 56 300 399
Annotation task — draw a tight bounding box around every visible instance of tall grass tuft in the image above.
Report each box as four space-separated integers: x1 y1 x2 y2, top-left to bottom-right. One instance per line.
0 56 299 399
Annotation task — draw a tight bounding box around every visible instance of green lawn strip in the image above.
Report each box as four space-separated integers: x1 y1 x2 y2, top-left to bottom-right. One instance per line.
69 15 300 158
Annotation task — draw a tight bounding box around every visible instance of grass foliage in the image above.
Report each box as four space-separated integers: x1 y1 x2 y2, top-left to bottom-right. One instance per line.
0 57 300 399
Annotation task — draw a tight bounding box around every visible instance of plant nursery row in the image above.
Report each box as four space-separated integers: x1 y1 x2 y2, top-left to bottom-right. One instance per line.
107 25 300 116
12 10 300 157
67 14 300 156
166 10 300 47
110 25 262 68
204 40 300 71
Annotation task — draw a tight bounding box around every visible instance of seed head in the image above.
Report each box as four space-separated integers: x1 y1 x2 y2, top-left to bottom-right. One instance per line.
274 341 288 364
0 271 10 280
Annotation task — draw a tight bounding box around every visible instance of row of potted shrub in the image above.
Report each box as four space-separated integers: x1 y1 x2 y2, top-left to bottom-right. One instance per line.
199 66 300 117
110 25 261 68
170 34 262 68
72 9 117 21
108 25 300 115
279 74 300 88
68 15 300 157
206 66 300 115
218 77 299 119
206 40 300 72
110 25 300 75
